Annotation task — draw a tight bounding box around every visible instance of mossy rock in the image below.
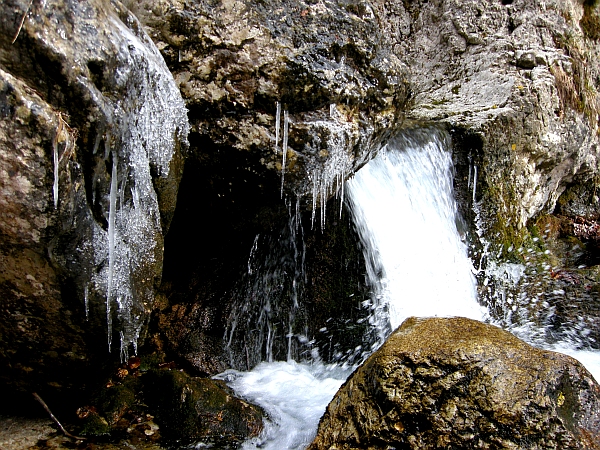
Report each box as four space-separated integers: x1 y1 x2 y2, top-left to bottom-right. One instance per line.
79 410 111 437
145 369 264 446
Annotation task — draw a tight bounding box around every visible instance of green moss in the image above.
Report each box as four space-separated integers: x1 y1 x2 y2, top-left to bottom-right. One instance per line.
551 33 599 130
581 4 600 40
79 412 111 436
144 369 264 445
96 383 136 426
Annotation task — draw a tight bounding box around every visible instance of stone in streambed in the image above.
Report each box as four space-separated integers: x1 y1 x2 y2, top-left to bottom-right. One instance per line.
309 317 600 449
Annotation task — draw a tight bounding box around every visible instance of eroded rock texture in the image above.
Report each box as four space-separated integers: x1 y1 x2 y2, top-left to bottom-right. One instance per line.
373 0 600 229
130 0 410 202
309 317 600 449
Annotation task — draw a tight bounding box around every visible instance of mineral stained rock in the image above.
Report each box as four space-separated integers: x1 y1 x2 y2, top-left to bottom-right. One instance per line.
309 317 600 449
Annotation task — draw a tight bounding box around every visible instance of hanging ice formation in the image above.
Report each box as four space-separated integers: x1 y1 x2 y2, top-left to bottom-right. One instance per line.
274 102 355 230
281 110 289 197
88 14 189 359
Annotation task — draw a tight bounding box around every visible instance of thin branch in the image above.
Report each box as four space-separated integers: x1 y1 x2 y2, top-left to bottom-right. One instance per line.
32 392 86 441
12 0 34 44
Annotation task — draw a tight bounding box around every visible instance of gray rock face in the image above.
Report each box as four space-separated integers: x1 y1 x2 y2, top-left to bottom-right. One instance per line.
373 0 600 240
309 317 600 449
130 0 410 205
0 0 188 396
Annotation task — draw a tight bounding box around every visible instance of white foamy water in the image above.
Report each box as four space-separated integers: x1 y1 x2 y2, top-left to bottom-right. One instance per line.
214 361 350 449
346 129 485 331
551 346 600 380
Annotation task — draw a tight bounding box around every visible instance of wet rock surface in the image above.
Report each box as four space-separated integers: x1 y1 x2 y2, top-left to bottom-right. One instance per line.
309 317 600 450
132 0 410 202
0 0 188 401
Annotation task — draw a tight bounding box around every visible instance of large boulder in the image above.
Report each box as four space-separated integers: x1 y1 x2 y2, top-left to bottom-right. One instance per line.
309 317 600 449
0 0 188 401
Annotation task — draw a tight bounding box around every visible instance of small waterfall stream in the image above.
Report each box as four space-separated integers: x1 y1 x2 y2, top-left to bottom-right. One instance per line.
215 128 600 449
346 129 485 334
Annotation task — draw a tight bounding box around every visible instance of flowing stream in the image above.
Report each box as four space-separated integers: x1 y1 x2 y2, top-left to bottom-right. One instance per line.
215 128 600 449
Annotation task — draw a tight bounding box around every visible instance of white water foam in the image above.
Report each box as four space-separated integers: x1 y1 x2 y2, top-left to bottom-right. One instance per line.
214 361 350 450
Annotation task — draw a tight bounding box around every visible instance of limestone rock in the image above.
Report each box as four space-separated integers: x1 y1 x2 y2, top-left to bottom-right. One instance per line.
309 317 600 449
372 0 600 251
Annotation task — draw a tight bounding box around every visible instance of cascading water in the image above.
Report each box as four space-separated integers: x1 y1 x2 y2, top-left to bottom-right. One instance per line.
346 128 486 336
217 127 600 449
216 128 485 449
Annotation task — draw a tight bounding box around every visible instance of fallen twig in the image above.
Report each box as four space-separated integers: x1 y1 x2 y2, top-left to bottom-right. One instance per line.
32 392 86 441
12 0 34 44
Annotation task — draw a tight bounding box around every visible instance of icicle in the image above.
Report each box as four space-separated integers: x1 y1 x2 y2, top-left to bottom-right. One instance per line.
281 110 289 197
84 285 89 321
311 170 318 228
321 180 326 231
467 163 472 190
275 102 281 150
106 151 118 351
248 234 259 275
339 171 345 219
120 330 128 362
53 142 59 209
472 165 478 203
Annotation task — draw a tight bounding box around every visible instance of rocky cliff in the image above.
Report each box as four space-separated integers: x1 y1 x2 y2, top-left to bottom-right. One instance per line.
1 0 188 406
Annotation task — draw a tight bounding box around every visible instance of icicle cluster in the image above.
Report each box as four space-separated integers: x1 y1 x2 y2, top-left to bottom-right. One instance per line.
89 15 189 359
273 103 356 230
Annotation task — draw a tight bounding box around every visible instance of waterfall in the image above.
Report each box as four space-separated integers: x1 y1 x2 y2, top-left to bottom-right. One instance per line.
346 128 485 338
220 127 599 449
219 127 485 449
